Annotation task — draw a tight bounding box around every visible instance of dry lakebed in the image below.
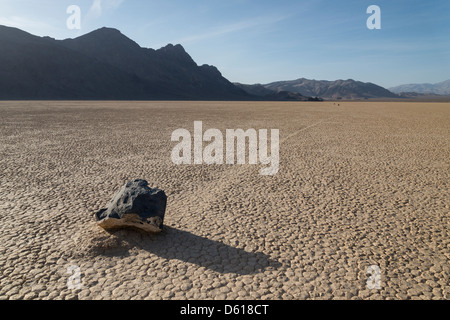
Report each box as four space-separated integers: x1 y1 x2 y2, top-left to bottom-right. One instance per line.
0 101 448 300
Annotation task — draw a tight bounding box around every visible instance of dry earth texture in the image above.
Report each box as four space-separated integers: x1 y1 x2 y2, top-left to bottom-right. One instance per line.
0 101 448 300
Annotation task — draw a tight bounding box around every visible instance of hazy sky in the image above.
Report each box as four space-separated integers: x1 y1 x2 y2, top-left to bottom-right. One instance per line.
1 0 449 88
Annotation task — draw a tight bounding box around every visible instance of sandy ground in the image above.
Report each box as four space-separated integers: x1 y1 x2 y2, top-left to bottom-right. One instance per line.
0 101 448 300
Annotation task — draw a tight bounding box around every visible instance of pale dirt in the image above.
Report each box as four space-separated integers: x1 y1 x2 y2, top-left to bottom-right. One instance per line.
0 101 448 300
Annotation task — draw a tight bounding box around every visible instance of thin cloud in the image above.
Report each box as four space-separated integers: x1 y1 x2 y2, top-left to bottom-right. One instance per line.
104 0 126 10
168 14 290 46
86 0 125 20
87 0 103 19
83 0 125 29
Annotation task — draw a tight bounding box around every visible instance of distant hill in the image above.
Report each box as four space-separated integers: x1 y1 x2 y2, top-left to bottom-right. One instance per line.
389 80 450 95
0 25 251 100
233 83 322 101
263 78 398 100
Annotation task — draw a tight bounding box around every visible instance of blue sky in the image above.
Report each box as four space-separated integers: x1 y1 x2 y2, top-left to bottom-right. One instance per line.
1 0 449 88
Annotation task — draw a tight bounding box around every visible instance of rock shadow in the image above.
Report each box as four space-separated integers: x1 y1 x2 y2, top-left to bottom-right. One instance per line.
109 226 281 275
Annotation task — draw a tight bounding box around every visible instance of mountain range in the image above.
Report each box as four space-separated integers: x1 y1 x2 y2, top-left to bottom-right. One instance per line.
244 78 398 100
0 25 444 101
0 25 250 100
233 83 322 101
389 80 450 95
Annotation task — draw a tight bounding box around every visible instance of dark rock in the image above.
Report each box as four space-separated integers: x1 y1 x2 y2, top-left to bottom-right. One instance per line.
95 179 167 233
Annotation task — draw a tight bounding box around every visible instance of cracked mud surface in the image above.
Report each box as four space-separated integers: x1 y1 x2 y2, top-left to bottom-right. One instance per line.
0 101 448 300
